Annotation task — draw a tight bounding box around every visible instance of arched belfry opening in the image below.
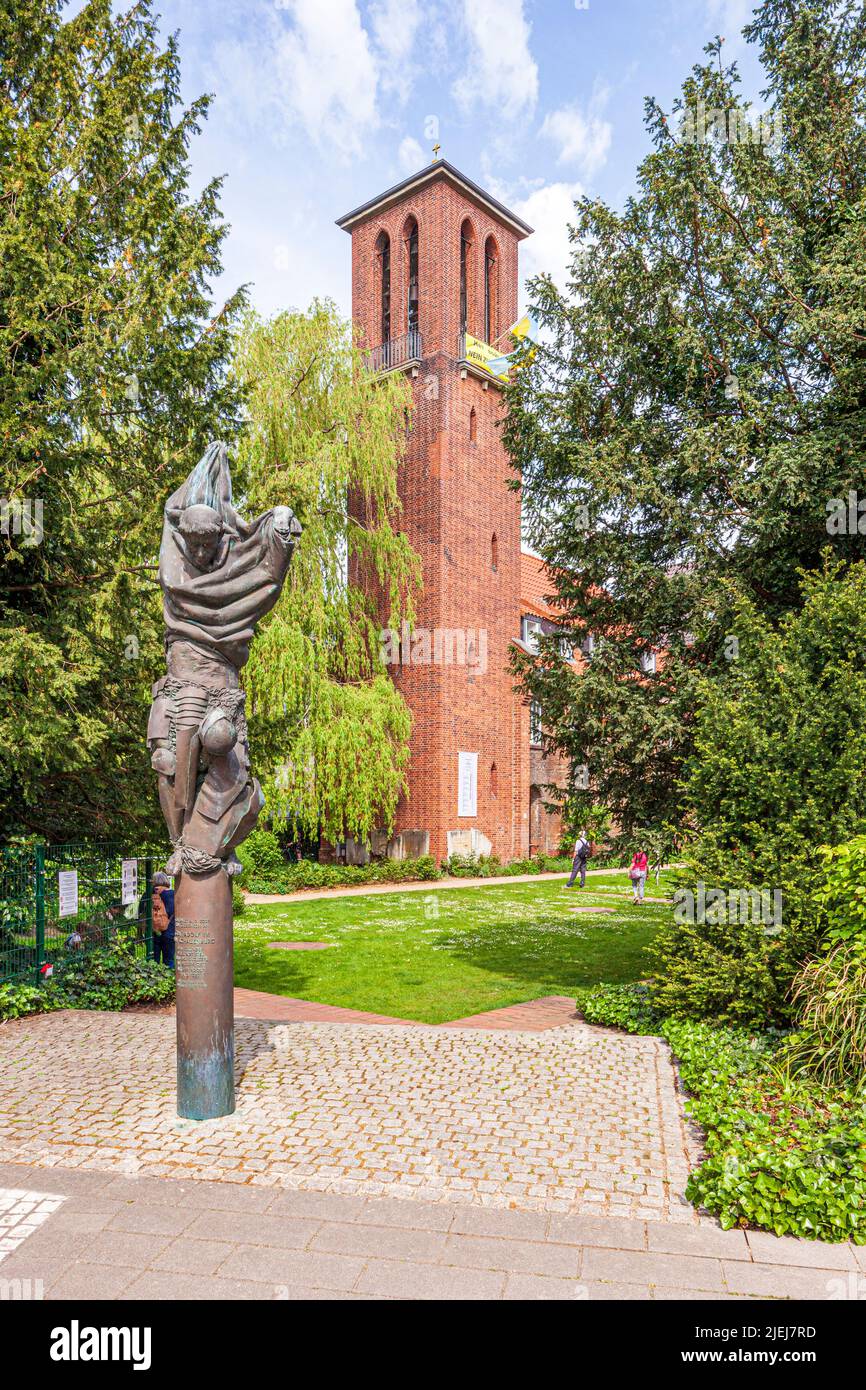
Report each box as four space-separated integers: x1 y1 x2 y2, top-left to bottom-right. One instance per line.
484 234 499 344
375 231 390 346
460 218 475 336
404 216 419 342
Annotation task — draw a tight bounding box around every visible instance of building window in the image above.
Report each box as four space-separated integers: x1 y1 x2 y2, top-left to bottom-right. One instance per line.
581 632 595 659
405 217 419 337
530 701 543 747
375 231 390 345
460 219 474 334
521 615 543 653
469 406 477 443
491 531 497 571
559 634 573 660
490 762 498 798
484 235 498 343
640 649 657 675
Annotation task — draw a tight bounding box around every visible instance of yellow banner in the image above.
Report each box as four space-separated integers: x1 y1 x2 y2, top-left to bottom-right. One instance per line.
463 332 511 382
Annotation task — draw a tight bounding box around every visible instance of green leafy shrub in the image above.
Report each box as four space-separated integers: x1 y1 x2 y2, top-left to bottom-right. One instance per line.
240 844 567 892
500 855 573 876
648 907 805 1029
652 563 866 1027
500 857 538 876
0 982 52 1021
663 1019 866 1243
539 855 573 873
47 938 175 1011
575 982 661 1034
236 829 286 883
810 836 866 948
241 854 441 894
0 940 175 1021
231 879 246 916
445 853 502 878
443 853 571 878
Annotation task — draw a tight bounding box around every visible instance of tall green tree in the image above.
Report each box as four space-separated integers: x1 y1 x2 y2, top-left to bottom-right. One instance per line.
232 303 419 847
650 558 866 1026
0 0 245 841
506 0 866 837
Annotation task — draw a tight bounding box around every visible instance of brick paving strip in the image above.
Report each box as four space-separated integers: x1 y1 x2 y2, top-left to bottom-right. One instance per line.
0 1163 861 1301
232 990 580 1028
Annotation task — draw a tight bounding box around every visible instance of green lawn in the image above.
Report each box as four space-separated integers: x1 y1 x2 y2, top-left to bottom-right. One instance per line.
233 872 674 1024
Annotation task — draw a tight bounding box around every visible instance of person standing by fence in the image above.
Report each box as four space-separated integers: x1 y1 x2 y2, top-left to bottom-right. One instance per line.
148 871 175 968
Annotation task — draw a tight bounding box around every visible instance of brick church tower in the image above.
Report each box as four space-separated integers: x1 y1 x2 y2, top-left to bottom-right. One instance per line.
337 160 534 864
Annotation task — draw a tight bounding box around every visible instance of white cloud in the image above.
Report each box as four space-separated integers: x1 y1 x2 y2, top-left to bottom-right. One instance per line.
370 0 421 102
511 181 583 294
274 0 380 158
540 89 612 179
398 135 425 172
203 0 428 160
206 0 381 160
705 0 751 47
452 0 539 121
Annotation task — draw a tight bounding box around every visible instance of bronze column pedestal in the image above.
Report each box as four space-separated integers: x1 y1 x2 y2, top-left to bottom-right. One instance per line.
174 868 235 1119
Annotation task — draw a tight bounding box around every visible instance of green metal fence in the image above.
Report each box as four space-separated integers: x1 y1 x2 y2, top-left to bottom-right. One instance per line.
0 842 158 985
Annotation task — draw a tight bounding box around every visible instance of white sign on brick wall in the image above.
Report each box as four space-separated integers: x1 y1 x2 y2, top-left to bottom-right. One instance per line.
457 751 478 818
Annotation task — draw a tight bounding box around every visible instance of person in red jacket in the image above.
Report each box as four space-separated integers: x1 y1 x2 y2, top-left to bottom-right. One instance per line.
630 849 648 904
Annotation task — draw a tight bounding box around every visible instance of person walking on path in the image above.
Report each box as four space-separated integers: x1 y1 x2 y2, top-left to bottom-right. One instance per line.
566 831 590 888
629 849 648 903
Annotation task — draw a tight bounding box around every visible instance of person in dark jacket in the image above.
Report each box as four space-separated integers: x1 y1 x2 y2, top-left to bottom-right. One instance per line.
140 871 176 968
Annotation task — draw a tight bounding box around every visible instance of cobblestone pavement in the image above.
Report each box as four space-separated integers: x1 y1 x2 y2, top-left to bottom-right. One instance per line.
0 1009 701 1222
0 1163 862 1301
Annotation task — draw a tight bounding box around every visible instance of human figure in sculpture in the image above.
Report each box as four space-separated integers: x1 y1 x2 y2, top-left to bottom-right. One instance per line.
147 441 300 878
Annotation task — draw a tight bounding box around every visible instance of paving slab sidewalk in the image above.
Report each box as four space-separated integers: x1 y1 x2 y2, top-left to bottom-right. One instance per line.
1 1162 860 1301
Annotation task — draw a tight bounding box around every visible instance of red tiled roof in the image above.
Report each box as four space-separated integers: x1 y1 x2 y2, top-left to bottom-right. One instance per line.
517 550 586 672
520 550 565 620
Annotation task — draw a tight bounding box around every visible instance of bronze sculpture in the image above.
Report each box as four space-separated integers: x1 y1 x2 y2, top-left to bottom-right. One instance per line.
148 441 300 1118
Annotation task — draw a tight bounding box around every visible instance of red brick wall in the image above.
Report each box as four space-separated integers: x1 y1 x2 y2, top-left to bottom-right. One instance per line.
529 747 569 857
347 171 529 863
349 175 520 358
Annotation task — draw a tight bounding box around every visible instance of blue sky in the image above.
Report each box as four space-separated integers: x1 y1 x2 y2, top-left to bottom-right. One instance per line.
148 0 767 319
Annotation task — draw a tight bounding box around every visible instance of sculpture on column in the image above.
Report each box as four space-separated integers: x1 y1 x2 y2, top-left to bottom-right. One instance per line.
148 441 300 1119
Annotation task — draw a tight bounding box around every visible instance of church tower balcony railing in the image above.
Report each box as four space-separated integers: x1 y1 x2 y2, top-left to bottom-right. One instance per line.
365 329 423 375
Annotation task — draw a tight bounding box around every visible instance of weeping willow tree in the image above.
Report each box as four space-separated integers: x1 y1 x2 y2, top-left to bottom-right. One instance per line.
232 301 419 846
